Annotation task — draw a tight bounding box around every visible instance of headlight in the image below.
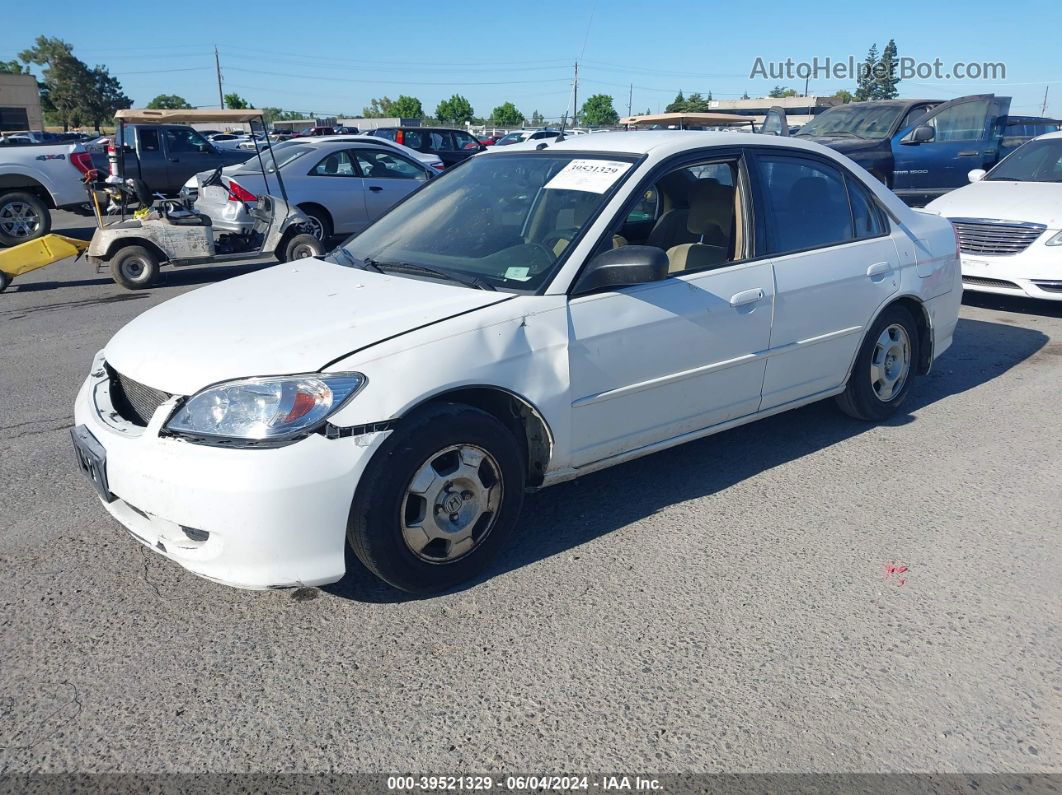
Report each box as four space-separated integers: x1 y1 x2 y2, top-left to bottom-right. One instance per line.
1045 230 1062 246
165 373 365 445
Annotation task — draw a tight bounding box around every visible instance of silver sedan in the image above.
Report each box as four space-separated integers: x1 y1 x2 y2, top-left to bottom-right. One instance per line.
192 140 433 240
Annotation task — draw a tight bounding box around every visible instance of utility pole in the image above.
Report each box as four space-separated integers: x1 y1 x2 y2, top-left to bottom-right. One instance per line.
804 76 810 97
628 83 633 117
572 61 579 127
215 46 224 109
1041 86 1049 117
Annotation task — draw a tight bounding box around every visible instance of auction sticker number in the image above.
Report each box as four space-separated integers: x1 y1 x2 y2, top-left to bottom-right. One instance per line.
544 160 631 193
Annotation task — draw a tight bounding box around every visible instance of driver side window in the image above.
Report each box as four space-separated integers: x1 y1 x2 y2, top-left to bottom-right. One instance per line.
926 100 990 142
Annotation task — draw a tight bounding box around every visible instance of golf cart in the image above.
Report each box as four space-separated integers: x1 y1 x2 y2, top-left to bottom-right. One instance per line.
86 109 323 290
618 108 790 135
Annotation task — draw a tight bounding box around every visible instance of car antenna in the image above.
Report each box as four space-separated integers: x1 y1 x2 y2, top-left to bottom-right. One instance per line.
555 112 567 143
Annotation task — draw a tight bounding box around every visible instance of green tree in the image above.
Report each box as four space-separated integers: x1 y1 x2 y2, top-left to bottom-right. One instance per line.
390 95 424 119
741 91 750 100
876 39 900 100
490 101 523 126
362 97 394 118
83 65 131 130
832 89 854 104
768 85 798 98
579 94 619 126
530 109 544 126
684 92 712 112
224 92 250 109
147 94 192 109
855 43 879 101
0 60 29 74
665 90 686 113
18 36 92 130
435 94 474 125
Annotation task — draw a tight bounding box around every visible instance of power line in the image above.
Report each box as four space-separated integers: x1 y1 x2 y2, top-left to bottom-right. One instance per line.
224 66 570 87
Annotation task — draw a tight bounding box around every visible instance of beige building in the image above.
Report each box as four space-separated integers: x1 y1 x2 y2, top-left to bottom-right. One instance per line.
0 72 44 132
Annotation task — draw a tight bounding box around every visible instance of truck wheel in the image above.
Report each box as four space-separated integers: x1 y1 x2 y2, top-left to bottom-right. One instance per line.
110 245 161 290
282 233 323 262
0 271 10 293
0 192 50 246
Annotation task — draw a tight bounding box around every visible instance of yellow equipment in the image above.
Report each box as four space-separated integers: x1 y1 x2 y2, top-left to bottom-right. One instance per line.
0 234 90 293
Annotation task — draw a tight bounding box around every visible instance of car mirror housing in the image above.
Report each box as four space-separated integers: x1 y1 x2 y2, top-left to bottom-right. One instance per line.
968 168 987 183
901 125 935 145
572 245 669 295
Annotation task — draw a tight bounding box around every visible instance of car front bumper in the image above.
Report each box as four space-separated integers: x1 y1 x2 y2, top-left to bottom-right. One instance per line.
73 353 391 589
961 253 1062 301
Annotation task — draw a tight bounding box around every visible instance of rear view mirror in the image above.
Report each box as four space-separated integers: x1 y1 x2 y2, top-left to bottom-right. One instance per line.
901 125 935 145
572 245 669 295
968 168 987 182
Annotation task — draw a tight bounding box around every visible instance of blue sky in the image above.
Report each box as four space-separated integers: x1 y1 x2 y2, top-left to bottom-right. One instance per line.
5 0 1060 120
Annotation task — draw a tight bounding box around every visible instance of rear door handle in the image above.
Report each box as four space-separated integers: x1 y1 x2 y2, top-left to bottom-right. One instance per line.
368 186 383 192
957 151 978 156
729 288 765 307
866 261 892 279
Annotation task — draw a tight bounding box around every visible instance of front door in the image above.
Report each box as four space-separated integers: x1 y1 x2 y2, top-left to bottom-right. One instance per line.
162 127 219 194
750 151 901 409
303 148 369 235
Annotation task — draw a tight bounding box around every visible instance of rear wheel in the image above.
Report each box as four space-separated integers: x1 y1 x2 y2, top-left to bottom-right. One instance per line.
0 192 50 246
347 403 525 594
282 233 323 262
297 206 331 241
0 271 10 293
110 245 161 290
836 304 919 421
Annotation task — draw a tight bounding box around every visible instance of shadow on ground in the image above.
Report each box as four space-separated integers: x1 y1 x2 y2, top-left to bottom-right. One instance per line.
325 315 1050 603
6 260 275 294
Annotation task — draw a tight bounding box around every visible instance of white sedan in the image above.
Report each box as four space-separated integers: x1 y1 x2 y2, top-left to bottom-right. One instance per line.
925 131 1062 301
72 131 961 593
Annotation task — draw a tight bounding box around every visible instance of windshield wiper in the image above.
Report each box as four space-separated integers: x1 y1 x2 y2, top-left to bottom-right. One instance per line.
324 247 362 267
369 260 496 290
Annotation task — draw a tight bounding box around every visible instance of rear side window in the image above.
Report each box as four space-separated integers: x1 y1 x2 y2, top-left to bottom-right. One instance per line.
138 128 160 152
374 129 397 142
756 155 854 254
453 130 479 150
846 177 886 238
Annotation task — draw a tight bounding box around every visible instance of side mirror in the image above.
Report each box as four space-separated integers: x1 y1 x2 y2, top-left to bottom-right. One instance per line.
901 125 935 145
572 245 669 295
968 168 987 183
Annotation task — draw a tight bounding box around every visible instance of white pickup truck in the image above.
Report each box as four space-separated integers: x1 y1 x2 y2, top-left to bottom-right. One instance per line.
0 140 95 246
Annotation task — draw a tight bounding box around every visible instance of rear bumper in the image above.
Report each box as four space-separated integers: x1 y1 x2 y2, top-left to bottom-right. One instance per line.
73 353 390 589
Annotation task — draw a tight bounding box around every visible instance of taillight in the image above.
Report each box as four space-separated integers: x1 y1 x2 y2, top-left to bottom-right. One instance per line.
432 163 445 171
395 130 404 145
69 151 93 175
227 181 257 203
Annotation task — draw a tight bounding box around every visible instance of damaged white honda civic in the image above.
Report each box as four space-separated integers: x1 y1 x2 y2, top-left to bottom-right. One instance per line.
73 131 962 593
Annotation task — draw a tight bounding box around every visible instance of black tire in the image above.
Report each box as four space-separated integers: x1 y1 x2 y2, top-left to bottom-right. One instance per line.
348 402 526 594
110 245 161 290
0 271 10 293
282 233 323 262
0 191 51 247
297 205 331 241
836 304 920 421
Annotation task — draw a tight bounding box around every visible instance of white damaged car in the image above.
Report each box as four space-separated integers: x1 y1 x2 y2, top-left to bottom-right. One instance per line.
73 131 961 593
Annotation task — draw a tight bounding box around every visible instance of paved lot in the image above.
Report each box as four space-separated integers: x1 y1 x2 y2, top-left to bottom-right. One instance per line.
0 211 1059 775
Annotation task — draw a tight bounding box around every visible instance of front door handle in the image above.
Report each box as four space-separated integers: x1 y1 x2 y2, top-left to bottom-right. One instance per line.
957 151 979 156
729 288 765 307
866 261 892 279
368 186 383 192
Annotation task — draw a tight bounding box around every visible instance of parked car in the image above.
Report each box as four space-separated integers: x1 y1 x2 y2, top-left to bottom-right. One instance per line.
924 131 1062 300
494 129 561 146
89 123 253 195
73 130 961 593
365 127 485 167
791 95 1059 205
0 139 95 245
191 139 433 240
208 132 251 151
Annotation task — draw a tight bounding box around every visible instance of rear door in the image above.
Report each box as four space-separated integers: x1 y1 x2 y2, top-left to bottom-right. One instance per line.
353 148 430 222
892 94 1010 197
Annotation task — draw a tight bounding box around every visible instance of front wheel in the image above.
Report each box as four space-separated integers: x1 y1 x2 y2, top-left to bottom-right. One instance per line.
836 304 919 421
0 271 10 293
110 245 161 290
348 402 526 594
281 233 323 262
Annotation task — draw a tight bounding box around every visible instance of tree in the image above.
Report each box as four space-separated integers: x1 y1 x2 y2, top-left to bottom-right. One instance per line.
18 36 92 130
147 94 192 110
224 92 250 110
665 90 686 113
390 95 424 119
855 43 879 101
579 94 619 126
435 94 474 125
490 101 523 126
832 89 854 104
684 92 711 112
768 85 798 98
741 91 750 100
362 97 394 118
0 60 29 74
530 109 544 126
876 39 900 100
83 65 132 130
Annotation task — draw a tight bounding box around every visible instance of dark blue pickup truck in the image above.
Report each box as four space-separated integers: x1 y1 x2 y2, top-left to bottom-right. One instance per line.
784 95 1059 205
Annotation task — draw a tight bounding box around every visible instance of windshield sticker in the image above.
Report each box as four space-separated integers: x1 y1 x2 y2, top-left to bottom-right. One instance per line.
544 160 632 193
504 266 532 281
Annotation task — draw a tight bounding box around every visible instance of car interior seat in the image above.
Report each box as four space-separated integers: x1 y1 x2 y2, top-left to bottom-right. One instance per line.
646 178 720 250
665 180 735 273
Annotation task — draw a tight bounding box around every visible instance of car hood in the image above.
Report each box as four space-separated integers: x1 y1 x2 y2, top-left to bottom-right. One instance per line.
924 180 1062 228
104 258 510 395
795 135 886 156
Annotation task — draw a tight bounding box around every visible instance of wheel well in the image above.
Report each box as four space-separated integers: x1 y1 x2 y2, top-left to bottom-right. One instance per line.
105 237 167 264
297 202 331 227
889 296 932 374
0 178 56 209
416 387 553 487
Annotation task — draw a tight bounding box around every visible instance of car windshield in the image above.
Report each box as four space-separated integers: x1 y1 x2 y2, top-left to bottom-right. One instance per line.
796 104 906 139
336 152 637 291
987 138 1062 182
496 132 529 145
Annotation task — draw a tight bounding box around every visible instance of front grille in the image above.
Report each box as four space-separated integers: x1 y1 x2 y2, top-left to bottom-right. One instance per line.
1032 280 1062 294
952 219 1045 256
962 276 1022 290
106 365 172 426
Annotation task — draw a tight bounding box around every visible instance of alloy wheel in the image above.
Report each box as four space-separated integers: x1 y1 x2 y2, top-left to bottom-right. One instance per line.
870 323 911 402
